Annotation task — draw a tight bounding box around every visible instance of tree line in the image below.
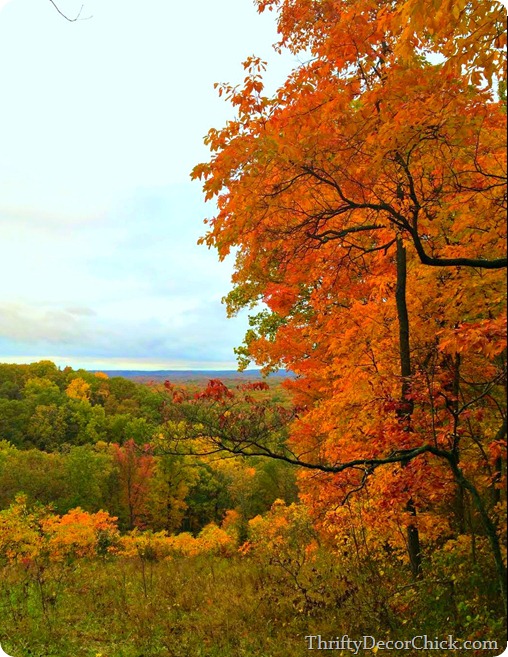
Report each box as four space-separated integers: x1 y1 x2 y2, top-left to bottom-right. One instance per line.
0 361 296 533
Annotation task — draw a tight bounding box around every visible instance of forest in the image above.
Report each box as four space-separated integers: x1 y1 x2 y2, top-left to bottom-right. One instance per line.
1 0 507 655
0 362 297 532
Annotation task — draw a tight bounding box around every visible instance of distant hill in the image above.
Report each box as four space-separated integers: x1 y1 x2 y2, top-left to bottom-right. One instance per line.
89 369 294 384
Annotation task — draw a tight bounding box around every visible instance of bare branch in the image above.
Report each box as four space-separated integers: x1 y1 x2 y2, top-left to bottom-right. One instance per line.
48 0 92 22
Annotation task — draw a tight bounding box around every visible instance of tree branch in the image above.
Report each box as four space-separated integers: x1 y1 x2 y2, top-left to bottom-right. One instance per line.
48 0 91 22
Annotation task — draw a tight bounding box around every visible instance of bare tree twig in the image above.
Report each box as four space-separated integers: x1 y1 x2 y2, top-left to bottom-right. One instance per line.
48 0 92 22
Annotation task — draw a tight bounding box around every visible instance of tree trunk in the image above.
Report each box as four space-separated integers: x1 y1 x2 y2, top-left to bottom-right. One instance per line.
395 237 422 578
446 455 507 612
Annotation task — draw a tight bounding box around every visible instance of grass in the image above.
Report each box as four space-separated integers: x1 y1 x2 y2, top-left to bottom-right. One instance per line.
0 553 505 657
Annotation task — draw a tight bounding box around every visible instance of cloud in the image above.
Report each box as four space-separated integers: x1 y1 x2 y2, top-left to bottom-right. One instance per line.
65 306 97 317
0 180 250 368
0 294 250 368
0 303 101 346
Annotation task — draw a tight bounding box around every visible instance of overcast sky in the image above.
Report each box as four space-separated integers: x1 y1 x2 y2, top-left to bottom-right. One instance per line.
0 0 295 370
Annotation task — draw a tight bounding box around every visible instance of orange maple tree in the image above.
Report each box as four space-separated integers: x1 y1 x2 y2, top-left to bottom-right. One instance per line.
190 0 507 607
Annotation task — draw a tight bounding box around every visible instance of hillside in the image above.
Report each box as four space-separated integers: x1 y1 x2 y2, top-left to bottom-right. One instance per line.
91 369 295 384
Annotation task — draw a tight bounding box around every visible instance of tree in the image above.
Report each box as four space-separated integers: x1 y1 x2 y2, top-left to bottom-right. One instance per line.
145 454 197 533
0 445 67 509
190 0 507 607
61 445 113 513
112 440 155 530
26 404 68 450
65 377 91 402
23 377 63 407
0 399 30 447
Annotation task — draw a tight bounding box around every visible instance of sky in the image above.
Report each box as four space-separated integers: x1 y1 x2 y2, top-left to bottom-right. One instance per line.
0 0 296 370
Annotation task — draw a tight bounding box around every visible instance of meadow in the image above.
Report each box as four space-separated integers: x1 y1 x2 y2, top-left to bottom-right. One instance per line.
2 540 504 657
0 359 505 657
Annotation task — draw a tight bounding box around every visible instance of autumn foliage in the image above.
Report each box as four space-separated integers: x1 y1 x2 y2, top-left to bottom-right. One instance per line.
0 1 506 653
191 0 507 611
0 495 119 567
